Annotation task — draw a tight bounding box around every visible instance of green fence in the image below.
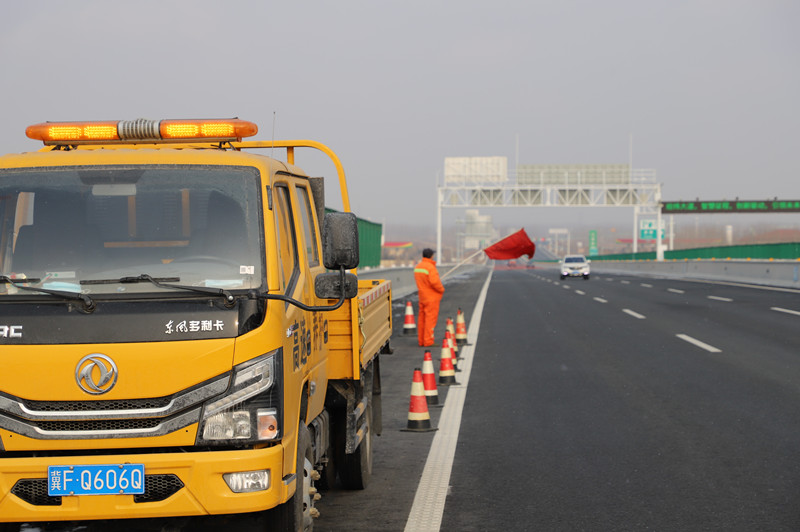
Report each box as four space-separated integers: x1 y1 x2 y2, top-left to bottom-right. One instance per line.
591 242 800 262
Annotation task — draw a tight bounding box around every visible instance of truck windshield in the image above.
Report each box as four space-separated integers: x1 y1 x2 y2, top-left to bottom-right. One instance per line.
0 165 263 296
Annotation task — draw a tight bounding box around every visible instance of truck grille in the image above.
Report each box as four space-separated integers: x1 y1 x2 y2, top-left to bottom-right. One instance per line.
10 474 184 506
24 397 173 412
0 374 229 440
134 474 185 503
32 418 162 432
10 478 62 506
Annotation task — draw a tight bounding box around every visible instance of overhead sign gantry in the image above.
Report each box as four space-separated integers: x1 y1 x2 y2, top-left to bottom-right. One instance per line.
437 158 665 258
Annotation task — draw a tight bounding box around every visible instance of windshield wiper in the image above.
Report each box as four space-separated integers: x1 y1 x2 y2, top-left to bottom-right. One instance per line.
0 275 95 312
81 274 234 304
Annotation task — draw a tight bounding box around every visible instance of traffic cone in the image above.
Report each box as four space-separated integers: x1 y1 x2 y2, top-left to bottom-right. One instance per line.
446 319 458 356
455 308 468 345
438 345 459 386
403 301 417 335
421 351 440 407
446 317 456 339
445 331 460 372
402 368 437 432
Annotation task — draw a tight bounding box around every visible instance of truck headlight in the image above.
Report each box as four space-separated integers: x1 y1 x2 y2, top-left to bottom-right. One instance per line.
198 352 281 444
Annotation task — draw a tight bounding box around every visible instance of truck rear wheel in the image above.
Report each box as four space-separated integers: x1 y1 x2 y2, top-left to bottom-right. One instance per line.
338 401 372 490
265 423 315 531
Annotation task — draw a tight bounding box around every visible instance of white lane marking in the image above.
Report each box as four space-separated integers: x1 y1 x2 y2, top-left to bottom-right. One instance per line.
575 290 586 295
622 309 646 319
562 284 570 289
605 278 614 282
621 280 630 284
676 334 722 353
708 296 733 302
771 306 800 317
593 297 608 303
668 288 685 294
405 269 492 532
641 283 653 288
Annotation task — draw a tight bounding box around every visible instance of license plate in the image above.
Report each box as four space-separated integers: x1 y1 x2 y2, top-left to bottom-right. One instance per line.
47 464 145 496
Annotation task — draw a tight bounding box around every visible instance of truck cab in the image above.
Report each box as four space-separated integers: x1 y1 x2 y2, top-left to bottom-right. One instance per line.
0 119 391 530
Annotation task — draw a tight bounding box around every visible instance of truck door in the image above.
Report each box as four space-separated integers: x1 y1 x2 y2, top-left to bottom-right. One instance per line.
294 184 327 364
273 185 312 381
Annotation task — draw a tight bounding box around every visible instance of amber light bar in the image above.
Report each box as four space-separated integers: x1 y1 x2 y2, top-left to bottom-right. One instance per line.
26 118 258 145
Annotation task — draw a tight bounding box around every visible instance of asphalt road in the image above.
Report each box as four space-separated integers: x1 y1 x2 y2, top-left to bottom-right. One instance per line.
442 269 800 531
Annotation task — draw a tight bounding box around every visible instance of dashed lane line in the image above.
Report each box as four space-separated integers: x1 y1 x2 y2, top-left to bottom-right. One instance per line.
593 297 608 303
771 306 800 317
676 333 722 353
668 288 685 294
708 296 734 302
622 309 646 319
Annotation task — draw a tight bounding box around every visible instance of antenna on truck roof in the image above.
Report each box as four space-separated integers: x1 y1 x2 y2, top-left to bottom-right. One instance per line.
271 111 276 160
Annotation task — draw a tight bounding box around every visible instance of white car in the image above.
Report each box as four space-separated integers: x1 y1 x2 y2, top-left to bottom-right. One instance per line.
560 255 590 280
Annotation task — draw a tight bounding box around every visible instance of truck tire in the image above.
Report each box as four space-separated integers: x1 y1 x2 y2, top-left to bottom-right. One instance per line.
265 423 315 531
338 401 372 490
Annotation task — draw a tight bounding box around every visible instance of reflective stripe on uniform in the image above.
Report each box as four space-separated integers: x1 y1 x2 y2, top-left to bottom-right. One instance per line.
414 268 429 275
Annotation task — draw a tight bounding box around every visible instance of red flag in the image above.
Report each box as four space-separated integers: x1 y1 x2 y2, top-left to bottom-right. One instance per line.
483 229 536 260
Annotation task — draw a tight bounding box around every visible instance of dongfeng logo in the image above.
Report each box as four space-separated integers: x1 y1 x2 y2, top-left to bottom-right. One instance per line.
76 354 118 395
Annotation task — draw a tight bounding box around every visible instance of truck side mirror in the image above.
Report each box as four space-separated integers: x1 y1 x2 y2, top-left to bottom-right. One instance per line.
322 212 359 270
315 271 359 299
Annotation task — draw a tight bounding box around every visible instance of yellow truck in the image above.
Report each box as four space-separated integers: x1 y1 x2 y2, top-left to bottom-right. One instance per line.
0 118 392 530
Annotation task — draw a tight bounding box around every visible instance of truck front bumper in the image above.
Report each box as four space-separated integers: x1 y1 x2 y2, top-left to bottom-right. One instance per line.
0 445 287 523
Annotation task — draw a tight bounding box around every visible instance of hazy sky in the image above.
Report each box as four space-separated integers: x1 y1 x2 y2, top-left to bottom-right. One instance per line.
2 1 798 239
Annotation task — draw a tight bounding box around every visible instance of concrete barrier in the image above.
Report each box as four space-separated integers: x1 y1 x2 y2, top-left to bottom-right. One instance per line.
580 259 800 289
358 267 418 300
358 264 490 300
365 261 800 292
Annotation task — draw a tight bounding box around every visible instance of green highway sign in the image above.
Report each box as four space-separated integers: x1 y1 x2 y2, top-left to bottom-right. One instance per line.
589 230 598 255
662 200 800 214
639 220 664 240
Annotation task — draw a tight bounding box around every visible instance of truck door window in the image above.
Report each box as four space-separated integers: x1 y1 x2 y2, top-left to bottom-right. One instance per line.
296 186 320 268
273 185 298 292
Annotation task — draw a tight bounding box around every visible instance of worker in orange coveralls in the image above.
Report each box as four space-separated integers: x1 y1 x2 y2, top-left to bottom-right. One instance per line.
414 248 445 347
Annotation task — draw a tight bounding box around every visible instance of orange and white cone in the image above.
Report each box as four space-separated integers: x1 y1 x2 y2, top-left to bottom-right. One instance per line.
445 331 460 372
455 308 468 345
438 341 459 386
403 301 417 335
446 319 458 356
446 317 456 340
421 351 440 407
402 368 437 432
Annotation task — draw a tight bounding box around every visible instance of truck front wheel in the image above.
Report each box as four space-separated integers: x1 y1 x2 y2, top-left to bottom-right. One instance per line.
265 423 316 531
